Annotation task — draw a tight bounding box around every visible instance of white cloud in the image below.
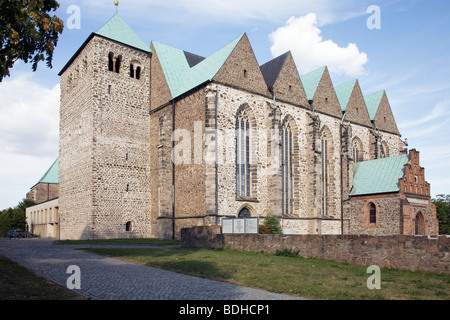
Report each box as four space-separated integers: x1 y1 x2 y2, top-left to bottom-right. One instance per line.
269 14 368 77
399 99 450 130
0 73 60 157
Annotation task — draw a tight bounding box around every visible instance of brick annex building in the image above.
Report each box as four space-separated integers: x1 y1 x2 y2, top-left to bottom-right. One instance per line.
26 12 439 239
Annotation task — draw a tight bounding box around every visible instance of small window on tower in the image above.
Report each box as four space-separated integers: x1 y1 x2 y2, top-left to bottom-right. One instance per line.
126 221 132 232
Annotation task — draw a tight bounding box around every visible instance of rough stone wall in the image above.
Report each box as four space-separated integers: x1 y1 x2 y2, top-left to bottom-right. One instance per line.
349 194 402 235
26 183 59 205
59 39 96 240
59 36 151 240
181 226 450 274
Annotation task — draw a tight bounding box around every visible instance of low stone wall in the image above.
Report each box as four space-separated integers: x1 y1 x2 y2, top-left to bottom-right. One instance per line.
181 227 450 275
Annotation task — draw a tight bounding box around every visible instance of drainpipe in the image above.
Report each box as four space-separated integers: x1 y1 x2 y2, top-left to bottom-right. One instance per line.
172 99 176 240
340 122 344 235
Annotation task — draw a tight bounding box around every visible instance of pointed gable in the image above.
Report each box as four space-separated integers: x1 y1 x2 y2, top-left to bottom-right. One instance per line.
365 91 400 135
213 34 271 97
94 13 150 53
152 35 243 101
336 80 373 127
301 66 342 118
261 52 310 108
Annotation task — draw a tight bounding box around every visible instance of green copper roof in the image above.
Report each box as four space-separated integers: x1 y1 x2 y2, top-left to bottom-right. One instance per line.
153 34 243 99
300 66 326 100
35 158 59 186
95 13 150 53
364 91 385 120
350 154 409 196
335 80 356 111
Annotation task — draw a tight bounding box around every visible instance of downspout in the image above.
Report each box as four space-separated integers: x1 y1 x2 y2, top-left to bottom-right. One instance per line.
340 119 344 235
214 89 219 220
172 99 176 240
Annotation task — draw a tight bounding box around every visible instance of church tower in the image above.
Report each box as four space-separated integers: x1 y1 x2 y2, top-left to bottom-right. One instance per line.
58 4 152 240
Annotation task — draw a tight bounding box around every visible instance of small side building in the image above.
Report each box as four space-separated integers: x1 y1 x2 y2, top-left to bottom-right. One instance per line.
347 149 439 235
26 159 60 238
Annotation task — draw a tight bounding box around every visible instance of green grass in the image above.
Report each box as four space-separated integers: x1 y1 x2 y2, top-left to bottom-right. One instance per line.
84 247 450 300
0 255 87 300
54 238 181 246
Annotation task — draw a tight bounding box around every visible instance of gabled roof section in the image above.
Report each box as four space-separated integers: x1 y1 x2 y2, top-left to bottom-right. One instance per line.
33 158 59 188
335 80 357 112
364 90 384 120
300 66 326 101
260 52 290 89
350 154 409 196
153 34 244 100
94 13 150 53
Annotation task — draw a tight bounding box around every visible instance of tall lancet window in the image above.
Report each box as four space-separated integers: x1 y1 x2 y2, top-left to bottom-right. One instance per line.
282 121 294 216
321 129 332 217
236 110 250 197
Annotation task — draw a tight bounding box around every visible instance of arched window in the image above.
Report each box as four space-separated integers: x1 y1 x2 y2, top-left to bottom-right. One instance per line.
282 120 293 216
321 128 333 217
136 66 141 80
369 203 377 224
415 212 425 235
380 142 389 159
130 63 135 78
236 110 250 197
115 55 122 74
238 207 251 218
352 137 363 162
108 52 114 72
125 221 132 232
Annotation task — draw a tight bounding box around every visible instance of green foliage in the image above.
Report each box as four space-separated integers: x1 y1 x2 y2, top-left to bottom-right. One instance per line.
275 248 301 258
0 198 35 236
0 0 64 82
263 213 282 234
432 194 450 235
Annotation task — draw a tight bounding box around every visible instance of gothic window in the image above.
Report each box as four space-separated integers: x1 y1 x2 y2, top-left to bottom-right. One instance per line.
282 121 293 216
380 142 389 159
321 131 330 217
369 203 377 224
352 137 363 162
236 110 250 197
415 212 425 235
238 207 251 218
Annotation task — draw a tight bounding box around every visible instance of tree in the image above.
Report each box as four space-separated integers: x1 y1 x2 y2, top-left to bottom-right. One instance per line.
0 0 64 82
432 194 450 235
0 198 35 236
263 213 283 234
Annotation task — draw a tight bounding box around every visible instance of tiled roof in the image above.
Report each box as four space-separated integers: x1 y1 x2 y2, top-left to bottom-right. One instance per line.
94 13 150 53
33 158 59 187
300 66 326 100
335 80 357 112
350 154 409 196
364 91 385 121
259 52 289 89
153 34 244 99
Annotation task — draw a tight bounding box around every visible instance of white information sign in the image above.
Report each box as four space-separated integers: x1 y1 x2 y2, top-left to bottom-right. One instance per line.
222 218 259 234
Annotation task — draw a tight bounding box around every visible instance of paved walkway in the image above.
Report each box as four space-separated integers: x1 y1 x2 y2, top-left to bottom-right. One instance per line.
0 238 303 300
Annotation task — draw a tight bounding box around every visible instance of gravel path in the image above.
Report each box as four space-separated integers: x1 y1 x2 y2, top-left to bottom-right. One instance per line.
0 238 305 300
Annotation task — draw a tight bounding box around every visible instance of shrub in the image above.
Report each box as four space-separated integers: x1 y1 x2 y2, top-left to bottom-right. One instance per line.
275 248 301 258
263 213 282 234
258 225 272 234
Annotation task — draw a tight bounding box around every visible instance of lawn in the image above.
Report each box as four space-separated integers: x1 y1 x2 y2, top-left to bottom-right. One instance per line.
84 246 450 300
0 254 87 300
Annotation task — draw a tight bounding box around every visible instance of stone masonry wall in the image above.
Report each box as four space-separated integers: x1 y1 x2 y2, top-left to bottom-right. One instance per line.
181 226 450 274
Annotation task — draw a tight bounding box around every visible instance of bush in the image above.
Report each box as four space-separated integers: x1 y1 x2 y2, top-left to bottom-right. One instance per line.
263 213 282 234
258 225 272 234
275 248 301 258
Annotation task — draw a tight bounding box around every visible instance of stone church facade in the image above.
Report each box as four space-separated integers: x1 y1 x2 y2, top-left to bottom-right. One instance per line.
54 13 438 240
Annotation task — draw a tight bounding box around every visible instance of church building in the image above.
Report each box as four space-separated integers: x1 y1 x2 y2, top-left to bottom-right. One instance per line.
27 10 439 239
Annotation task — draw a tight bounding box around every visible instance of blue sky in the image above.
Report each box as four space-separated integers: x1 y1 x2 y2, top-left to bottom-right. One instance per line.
0 0 449 209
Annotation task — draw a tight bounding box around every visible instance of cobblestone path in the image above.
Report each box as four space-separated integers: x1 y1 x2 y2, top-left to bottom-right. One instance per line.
0 238 304 300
